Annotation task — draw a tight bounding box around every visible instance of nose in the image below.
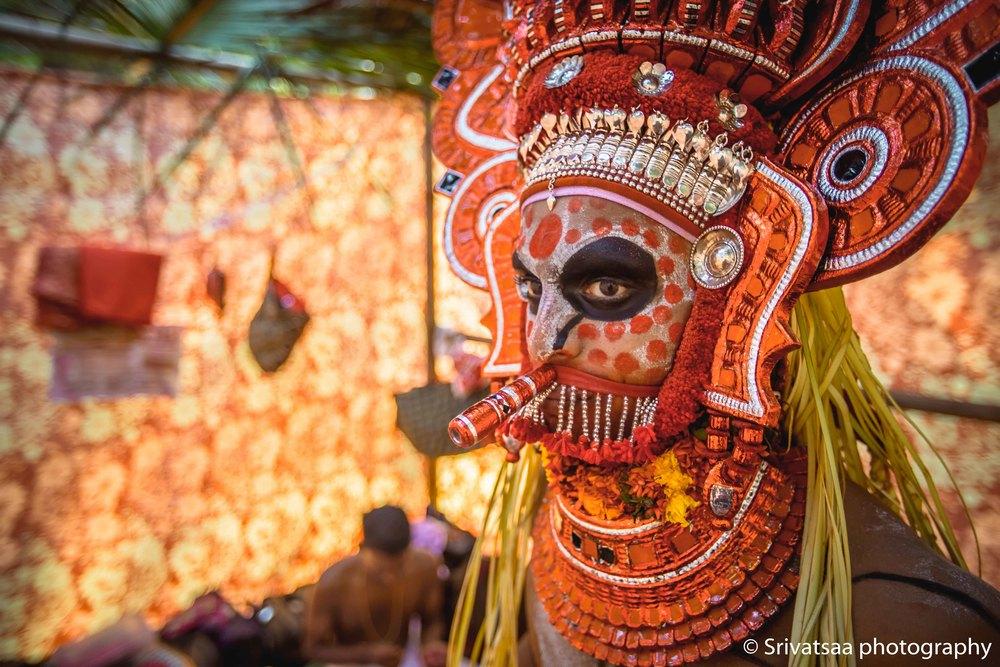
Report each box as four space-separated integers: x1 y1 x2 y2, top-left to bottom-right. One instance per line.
528 289 581 362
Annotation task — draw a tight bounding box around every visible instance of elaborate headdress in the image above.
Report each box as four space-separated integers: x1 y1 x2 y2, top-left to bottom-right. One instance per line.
432 1 996 664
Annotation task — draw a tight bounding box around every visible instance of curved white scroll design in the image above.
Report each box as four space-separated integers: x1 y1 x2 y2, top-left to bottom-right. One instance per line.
704 162 816 419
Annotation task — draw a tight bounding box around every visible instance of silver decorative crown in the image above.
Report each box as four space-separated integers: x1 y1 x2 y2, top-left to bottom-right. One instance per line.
518 107 755 225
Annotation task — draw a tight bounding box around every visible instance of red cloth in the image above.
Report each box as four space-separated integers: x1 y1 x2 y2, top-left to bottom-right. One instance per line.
33 246 84 330
78 246 162 326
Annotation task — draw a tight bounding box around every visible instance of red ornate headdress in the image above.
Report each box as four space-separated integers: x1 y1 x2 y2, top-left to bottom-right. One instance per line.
432 1 997 664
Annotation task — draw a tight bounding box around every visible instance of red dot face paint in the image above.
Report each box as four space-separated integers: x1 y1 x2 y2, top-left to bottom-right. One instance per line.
630 315 653 334
664 284 685 304
604 322 626 341
592 217 612 236
587 348 608 364
652 305 672 324
646 339 669 362
529 213 563 259
614 353 640 374
518 195 695 385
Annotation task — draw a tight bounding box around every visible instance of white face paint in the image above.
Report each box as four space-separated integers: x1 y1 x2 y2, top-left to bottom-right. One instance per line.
515 195 696 385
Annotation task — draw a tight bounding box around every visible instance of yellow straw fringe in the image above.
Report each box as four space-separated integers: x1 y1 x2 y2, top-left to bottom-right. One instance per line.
447 287 975 666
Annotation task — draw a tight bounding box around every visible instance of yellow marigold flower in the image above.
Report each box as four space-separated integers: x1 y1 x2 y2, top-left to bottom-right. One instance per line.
651 451 699 525
664 492 701 527
578 488 622 521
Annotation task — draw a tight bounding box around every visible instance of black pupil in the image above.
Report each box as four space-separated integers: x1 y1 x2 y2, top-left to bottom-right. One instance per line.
832 148 868 182
599 280 617 296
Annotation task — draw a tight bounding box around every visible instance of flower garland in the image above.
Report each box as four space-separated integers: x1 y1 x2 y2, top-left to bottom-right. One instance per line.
542 442 700 525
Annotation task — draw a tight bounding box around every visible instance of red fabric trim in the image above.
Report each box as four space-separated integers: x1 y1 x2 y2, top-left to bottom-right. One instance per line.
553 365 660 397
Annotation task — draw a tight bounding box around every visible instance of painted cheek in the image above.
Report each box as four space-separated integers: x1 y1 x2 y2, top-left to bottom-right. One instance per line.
529 213 563 259
592 217 612 236
630 315 653 334
668 321 685 342
604 322 626 341
565 228 582 244
578 323 599 339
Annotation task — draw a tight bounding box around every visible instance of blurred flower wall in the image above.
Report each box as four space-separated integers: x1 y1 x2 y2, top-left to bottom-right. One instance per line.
0 68 500 661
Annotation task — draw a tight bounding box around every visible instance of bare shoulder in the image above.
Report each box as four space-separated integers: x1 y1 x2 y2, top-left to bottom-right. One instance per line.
843 482 1000 644
406 548 442 576
316 554 362 591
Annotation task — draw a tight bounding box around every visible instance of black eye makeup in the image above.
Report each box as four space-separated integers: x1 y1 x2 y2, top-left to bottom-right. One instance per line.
558 237 657 321
512 253 542 313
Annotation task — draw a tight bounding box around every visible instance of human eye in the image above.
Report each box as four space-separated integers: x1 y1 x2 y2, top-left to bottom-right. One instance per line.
579 278 635 306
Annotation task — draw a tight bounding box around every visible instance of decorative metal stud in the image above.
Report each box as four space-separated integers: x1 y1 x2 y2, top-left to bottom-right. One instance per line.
690 226 744 289
709 484 735 517
632 61 674 96
435 170 463 196
716 89 748 130
545 55 584 88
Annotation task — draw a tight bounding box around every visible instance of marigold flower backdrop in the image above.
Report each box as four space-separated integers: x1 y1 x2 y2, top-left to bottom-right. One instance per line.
0 68 501 661
0 67 995 662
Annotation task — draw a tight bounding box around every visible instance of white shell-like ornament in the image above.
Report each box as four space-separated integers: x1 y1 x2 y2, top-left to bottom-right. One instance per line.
690 226 745 289
545 55 584 88
632 61 675 96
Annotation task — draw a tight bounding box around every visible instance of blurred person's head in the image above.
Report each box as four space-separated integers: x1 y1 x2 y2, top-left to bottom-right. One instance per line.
361 505 411 556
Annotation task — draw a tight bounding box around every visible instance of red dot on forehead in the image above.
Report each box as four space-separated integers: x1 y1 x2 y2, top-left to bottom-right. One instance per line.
642 229 661 248
565 228 582 244
567 198 583 213
578 323 599 339
646 339 668 362
604 322 625 341
614 353 639 373
592 217 612 236
621 218 639 236
630 315 653 334
664 284 684 304
529 213 562 259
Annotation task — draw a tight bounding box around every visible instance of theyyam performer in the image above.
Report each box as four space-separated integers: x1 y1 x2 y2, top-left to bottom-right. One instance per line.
431 1 1000 665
